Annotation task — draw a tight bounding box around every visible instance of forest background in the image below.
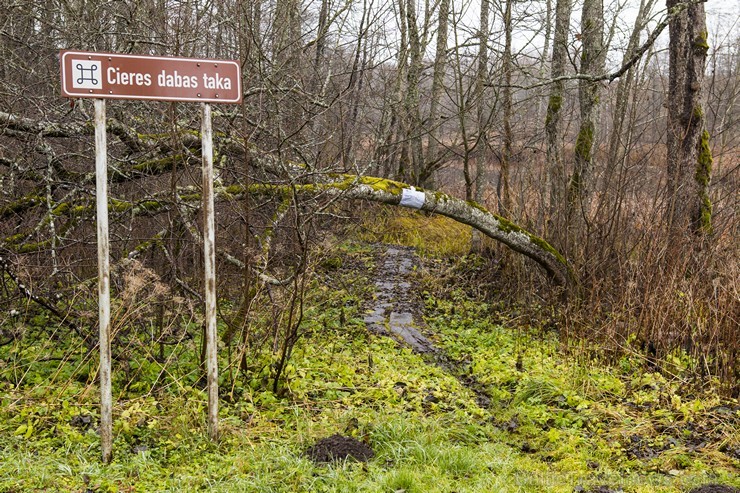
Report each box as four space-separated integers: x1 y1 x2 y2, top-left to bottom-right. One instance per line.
0 0 738 491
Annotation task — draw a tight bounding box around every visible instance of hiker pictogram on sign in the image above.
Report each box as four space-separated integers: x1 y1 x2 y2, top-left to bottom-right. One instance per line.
72 60 102 89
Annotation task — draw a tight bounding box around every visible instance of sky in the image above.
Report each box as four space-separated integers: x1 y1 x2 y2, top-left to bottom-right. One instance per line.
453 0 740 57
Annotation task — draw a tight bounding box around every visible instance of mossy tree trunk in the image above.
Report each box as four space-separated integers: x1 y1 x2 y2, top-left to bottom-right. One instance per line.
2 176 575 291
1 108 575 290
665 0 713 236
567 0 605 218
545 0 572 228
301 176 574 289
498 0 513 216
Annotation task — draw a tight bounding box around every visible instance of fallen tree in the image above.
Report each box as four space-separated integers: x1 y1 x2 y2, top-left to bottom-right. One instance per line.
315 176 573 288
2 175 575 289
1 110 574 290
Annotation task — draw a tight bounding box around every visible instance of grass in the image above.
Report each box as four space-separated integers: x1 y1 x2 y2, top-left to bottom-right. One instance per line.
1 230 738 492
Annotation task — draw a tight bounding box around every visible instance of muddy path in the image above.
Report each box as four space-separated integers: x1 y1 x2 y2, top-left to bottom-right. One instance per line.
363 245 437 354
363 244 491 407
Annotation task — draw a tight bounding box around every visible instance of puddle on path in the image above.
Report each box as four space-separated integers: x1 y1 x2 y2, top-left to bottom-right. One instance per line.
363 244 492 408
363 246 437 355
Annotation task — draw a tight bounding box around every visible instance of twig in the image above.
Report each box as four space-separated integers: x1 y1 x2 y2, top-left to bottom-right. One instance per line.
0 253 89 343
498 0 705 91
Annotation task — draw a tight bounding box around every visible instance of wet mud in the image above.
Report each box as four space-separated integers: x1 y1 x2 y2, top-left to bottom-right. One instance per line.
363 245 491 407
363 245 437 355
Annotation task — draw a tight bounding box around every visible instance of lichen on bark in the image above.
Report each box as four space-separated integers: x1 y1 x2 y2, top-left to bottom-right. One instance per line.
694 129 713 234
545 94 563 128
574 122 594 164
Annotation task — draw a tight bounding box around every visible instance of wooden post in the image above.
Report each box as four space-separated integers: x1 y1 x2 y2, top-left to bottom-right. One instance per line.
201 102 219 440
94 99 113 463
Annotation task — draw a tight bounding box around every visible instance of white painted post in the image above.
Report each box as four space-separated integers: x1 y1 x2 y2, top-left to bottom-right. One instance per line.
201 103 219 440
94 99 113 463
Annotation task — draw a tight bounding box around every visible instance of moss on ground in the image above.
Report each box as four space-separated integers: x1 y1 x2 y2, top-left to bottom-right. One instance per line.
0 236 737 492
1 237 737 492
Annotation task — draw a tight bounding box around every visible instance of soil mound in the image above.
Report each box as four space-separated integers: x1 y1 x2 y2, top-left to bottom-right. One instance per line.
688 486 740 493
306 434 374 463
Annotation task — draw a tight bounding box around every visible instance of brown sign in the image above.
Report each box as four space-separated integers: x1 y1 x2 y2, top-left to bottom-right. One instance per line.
60 50 242 103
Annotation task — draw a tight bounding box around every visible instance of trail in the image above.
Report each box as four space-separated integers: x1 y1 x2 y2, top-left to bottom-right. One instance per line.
363 245 437 354
363 244 491 407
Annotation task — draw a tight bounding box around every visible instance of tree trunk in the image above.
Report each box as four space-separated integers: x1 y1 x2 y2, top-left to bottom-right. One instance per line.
272 0 303 145
568 0 605 213
341 0 370 166
498 0 513 215
606 0 656 180
313 176 574 288
665 0 713 236
470 0 491 252
425 0 450 188
536 0 553 125
545 0 571 228
452 23 474 202
386 0 410 180
597 0 656 243
403 0 426 186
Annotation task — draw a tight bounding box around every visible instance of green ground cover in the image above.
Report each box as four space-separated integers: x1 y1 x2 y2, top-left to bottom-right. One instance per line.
1 234 737 492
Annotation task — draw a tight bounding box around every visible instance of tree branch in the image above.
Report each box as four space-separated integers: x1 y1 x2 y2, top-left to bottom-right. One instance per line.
501 0 705 91
0 252 89 342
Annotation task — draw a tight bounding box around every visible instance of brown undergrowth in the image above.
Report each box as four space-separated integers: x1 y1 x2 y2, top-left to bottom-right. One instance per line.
469 142 739 397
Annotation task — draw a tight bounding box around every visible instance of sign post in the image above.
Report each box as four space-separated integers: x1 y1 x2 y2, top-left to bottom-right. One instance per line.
94 99 113 463
201 102 219 440
61 50 241 460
